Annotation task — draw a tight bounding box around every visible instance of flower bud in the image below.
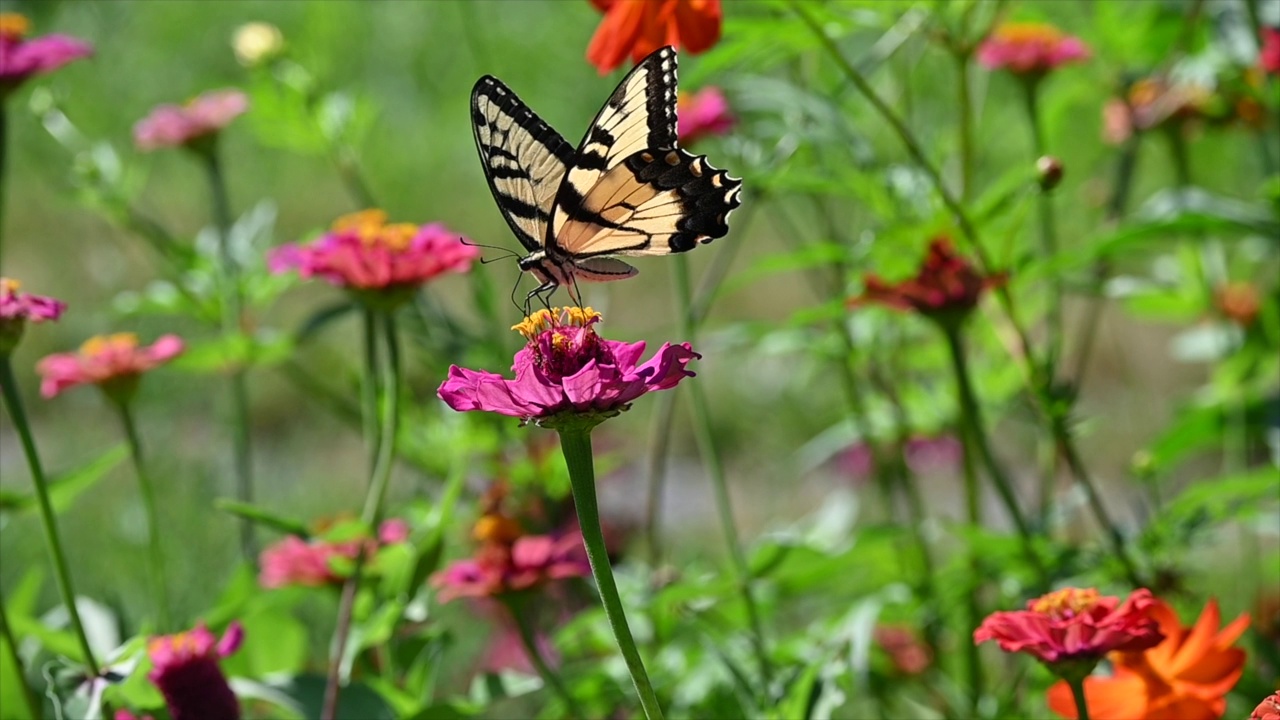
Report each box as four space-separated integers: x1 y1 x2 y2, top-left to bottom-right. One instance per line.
1036 155 1064 191
232 22 283 67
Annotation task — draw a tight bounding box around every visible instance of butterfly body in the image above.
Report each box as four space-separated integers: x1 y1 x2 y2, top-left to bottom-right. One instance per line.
471 46 742 306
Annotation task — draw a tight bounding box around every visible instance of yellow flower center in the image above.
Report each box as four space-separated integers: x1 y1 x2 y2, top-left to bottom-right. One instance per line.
472 514 524 545
0 13 30 41
148 629 200 658
0 277 20 296
1032 588 1102 617
330 209 416 251
80 333 139 357
511 306 602 340
993 22 1065 45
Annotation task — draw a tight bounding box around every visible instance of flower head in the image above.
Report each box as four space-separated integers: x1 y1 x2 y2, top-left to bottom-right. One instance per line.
678 87 735 145
258 518 410 589
232 22 284 67
1103 76 1214 144
977 22 1090 76
587 0 721 75
1251 691 1280 720
1216 282 1262 328
36 333 183 402
147 622 243 720
269 210 477 307
1260 27 1280 76
0 278 66 355
875 625 932 675
0 13 92 96
133 89 248 153
974 588 1164 676
438 307 699 428
1045 597 1249 720
849 238 1004 327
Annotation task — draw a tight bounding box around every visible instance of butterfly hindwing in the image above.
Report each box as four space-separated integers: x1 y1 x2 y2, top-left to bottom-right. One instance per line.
471 76 574 253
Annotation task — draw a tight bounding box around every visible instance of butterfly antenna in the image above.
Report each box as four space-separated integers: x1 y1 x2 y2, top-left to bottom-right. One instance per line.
460 236 522 264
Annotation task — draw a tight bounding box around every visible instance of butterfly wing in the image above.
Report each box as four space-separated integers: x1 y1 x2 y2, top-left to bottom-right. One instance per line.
550 46 742 261
471 76 575 253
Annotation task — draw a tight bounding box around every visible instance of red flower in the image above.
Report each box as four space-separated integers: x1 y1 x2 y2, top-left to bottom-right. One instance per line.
974 588 1164 668
1251 691 1280 720
849 238 1004 324
257 518 410 588
0 13 91 96
1045 598 1249 720
1260 27 1280 75
586 0 722 75
148 622 243 720
977 22 1090 76
133 89 248 153
875 625 932 675
36 333 183 401
678 87 735 144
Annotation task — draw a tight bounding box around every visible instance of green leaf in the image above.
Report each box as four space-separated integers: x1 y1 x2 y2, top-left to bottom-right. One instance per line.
213 499 311 538
271 673 397 720
218 609 308 677
172 331 295 373
0 445 126 517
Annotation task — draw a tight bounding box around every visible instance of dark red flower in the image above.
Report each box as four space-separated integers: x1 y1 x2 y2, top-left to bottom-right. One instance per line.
148 622 243 720
849 238 1004 323
974 588 1164 670
586 0 722 75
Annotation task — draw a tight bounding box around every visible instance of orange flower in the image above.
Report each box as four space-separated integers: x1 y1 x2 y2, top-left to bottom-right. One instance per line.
1046 598 1249 720
586 0 721 75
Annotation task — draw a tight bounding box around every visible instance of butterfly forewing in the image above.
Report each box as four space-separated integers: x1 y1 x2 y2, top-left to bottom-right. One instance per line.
471 76 574 253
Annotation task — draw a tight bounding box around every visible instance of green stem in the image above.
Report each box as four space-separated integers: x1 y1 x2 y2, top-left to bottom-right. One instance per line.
202 149 256 561
955 53 974 202
0 358 99 676
333 149 377 210
954 355 985 713
0 596 42 720
116 403 172 631
942 326 1049 586
322 311 401 720
558 430 664 720
0 102 8 273
1068 676 1091 720
1056 423 1144 588
361 308 381 474
504 595 583 718
1020 78 1064 373
672 255 774 690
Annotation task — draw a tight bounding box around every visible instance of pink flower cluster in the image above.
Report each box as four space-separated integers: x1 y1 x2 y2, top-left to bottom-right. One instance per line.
1 278 65 324
258 518 410 588
438 307 699 425
0 13 91 94
133 89 248 152
434 531 590 603
37 333 183 399
977 22 1090 76
147 622 244 720
678 87 735 145
269 209 478 296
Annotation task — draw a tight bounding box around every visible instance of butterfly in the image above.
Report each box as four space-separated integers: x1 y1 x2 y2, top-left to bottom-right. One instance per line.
470 45 742 309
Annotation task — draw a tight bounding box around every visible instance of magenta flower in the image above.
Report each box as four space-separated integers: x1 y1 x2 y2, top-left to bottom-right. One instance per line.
269 209 477 306
0 13 91 96
678 87 735 145
438 307 699 427
977 22 1090 76
258 518 410 589
1262 27 1280 76
114 711 156 720
36 333 183 401
432 531 590 603
133 89 248 152
147 621 243 720
1 277 66 354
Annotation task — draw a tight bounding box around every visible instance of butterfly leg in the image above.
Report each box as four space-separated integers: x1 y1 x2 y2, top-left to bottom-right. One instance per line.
524 280 558 316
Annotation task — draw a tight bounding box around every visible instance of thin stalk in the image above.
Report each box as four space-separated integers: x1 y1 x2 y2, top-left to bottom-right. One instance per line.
558 430 664 720
955 358 985 714
0 103 8 272
672 255 773 690
1056 422 1144 588
941 326 1049 586
1068 676 1092 720
0 358 99 676
0 597 42 720
1020 78 1064 372
115 402 172 631
361 308 381 474
322 311 401 720
955 52 975 202
333 148 377 210
504 596 583 718
203 149 255 561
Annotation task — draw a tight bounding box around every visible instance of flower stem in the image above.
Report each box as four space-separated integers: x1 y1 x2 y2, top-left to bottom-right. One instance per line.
322 311 401 720
557 429 664 720
0 102 8 272
1068 676 1091 720
671 255 774 690
1056 422 1144 588
115 402 172 631
0 595 42 720
955 52 975 202
361 308 381 474
503 595 583 719
202 149 256 561
1020 78 1064 374
0 357 99 676
941 326 1049 586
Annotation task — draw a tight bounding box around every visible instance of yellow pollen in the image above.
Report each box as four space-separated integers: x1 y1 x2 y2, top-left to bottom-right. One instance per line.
378 223 418 251
511 307 603 340
511 309 554 339
1031 588 1101 616
0 13 30 40
80 333 138 357
993 22 1065 44
472 514 523 544
0 278 20 295
332 209 388 232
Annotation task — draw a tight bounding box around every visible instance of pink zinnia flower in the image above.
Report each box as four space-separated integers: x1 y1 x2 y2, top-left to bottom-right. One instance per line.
432 531 590 603
269 209 477 305
974 588 1164 673
147 621 243 720
0 13 91 96
1 277 66 354
258 518 411 589
1261 27 1280 76
133 89 248 153
977 22 1090 76
1251 691 1280 720
114 711 156 720
678 87 735 145
849 238 1005 325
36 333 183 400
438 307 699 427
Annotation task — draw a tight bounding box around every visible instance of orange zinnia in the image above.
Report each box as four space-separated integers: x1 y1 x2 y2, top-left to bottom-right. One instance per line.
1047 598 1249 720
586 0 721 74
